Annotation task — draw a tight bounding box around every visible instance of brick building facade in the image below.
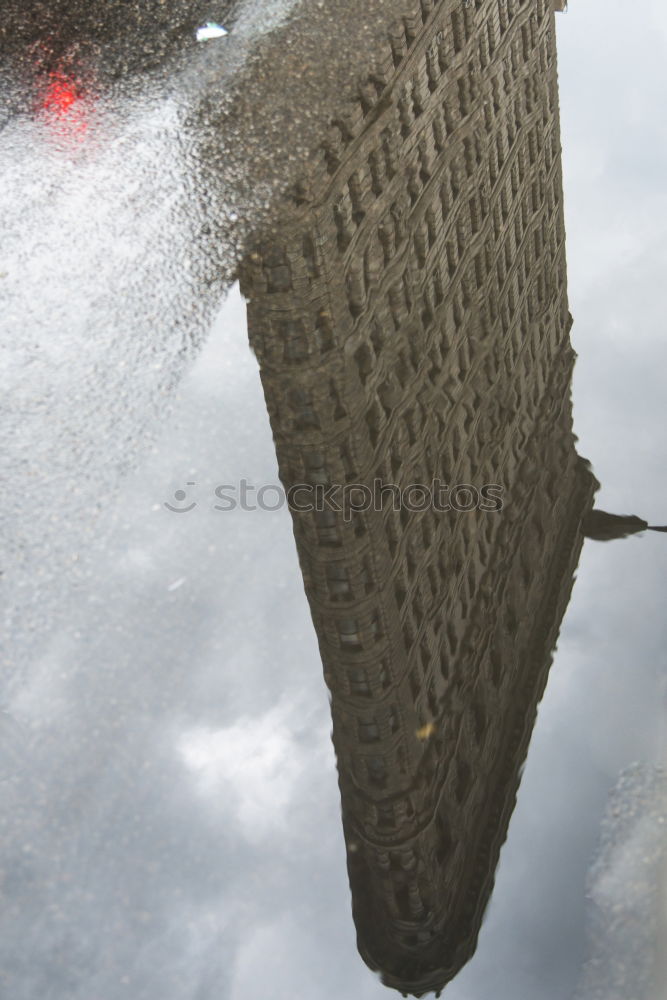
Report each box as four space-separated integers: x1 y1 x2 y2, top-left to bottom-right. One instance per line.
239 0 593 993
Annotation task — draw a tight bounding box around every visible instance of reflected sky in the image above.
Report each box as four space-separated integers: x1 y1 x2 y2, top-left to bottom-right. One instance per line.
2 1 667 999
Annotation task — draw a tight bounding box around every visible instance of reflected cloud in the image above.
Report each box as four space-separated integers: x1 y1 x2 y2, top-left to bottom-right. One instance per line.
177 706 308 841
573 764 667 1000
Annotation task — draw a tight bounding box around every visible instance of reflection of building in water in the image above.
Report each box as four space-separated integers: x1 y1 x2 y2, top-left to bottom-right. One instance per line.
240 0 594 994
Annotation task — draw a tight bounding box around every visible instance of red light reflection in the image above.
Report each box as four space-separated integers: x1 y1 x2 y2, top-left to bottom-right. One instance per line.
37 69 95 143
42 74 80 115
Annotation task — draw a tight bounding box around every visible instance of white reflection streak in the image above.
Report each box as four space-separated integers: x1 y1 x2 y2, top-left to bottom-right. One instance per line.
196 22 229 42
